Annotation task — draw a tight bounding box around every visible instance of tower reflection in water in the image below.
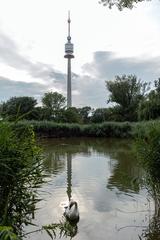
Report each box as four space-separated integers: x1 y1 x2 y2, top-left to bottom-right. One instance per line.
64 153 79 238
66 153 72 201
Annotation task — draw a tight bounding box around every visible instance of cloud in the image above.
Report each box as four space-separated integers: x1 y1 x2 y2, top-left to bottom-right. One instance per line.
73 74 107 108
0 76 48 102
73 51 160 108
0 32 66 84
82 51 160 82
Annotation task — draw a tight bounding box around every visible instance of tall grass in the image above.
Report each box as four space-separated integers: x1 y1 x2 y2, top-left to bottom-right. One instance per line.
133 121 160 239
133 121 160 180
13 120 133 138
0 121 44 238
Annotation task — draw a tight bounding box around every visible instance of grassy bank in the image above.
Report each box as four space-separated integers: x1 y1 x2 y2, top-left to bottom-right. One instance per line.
12 120 134 138
133 120 160 180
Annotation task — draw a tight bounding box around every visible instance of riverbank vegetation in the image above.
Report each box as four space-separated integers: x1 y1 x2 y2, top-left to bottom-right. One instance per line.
13 120 133 138
0 121 44 238
8 119 160 140
134 121 160 180
134 122 160 239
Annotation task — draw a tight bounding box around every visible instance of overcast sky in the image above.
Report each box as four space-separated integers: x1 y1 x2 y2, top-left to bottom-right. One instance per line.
0 0 160 108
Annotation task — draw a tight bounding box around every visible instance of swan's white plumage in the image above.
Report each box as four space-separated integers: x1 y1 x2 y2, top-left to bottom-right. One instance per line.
64 199 79 221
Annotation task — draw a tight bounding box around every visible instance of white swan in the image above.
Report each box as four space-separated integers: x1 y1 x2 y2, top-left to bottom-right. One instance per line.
64 199 79 222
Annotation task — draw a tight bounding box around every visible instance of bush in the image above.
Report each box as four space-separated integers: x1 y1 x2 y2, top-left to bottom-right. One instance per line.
12 120 133 138
134 121 160 179
0 121 44 237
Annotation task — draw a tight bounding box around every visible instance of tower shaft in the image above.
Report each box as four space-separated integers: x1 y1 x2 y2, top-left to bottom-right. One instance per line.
67 58 72 108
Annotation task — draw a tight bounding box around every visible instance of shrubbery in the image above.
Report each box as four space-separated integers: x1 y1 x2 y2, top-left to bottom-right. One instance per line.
134 121 160 179
13 120 133 138
0 121 44 238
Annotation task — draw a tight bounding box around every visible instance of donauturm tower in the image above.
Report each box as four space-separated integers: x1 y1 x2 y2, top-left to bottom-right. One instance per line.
64 11 74 108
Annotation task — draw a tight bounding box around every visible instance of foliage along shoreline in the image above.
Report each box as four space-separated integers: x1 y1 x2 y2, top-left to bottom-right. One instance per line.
0 121 44 239
10 119 160 139
11 120 133 138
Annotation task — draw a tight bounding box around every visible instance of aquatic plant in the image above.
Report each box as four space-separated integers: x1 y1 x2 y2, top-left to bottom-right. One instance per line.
23 220 78 239
134 121 160 240
0 121 44 237
12 120 133 138
0 226 19 240
134 121 160 179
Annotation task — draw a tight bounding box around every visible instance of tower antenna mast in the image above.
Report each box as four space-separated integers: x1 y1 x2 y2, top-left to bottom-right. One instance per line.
64 11 74 108
68 11 71 39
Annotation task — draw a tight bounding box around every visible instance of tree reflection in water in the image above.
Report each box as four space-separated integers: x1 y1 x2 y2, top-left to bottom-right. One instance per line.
104 139 160 240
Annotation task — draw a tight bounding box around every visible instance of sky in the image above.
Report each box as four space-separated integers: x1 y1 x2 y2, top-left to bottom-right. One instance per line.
0 0 160 108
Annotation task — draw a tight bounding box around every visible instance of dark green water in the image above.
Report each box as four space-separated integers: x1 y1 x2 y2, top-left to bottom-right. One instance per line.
25 138 159 240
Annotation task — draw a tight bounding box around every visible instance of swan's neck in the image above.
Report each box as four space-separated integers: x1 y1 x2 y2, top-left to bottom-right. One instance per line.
74 202 77 208
69 201 77 208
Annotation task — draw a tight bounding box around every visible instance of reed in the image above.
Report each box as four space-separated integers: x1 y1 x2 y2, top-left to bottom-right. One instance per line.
13 120 133 138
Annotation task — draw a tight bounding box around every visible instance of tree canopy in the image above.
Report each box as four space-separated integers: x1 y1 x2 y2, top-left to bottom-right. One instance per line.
138 78 160 120
78 106 92 124
1 96 37 120
106 74 148 121
62 107 82 123
42 91 66 120
100 0 147 10
42 91 66 111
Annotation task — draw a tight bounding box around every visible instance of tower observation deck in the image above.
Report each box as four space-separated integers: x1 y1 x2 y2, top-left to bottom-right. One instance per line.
64 11 74 108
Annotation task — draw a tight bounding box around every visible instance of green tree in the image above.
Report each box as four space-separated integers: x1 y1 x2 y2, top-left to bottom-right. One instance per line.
91 108 108 123
29 106 52 121
106 106 126 122
42 91 66 121
138 78 160 120
0 103 3 119
78 106 92 124
100 0 147 10
29 106 44 120
62 107 81 123
1 96 37 121
154 78 160 94
106 74 148 121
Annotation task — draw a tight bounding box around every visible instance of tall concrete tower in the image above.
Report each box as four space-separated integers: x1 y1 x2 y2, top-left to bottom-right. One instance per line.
64 11 74 108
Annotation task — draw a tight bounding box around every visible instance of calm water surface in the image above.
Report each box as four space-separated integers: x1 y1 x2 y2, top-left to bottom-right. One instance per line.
25 138 157 240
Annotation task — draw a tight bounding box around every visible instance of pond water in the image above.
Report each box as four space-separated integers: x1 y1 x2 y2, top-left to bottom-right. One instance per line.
25 138 158 240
